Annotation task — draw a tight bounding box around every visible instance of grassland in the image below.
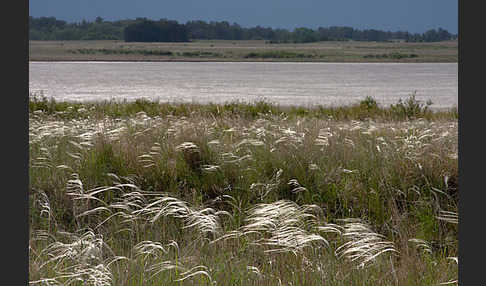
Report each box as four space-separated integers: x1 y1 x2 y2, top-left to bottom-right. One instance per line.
29 94 458 285
29 40 458 62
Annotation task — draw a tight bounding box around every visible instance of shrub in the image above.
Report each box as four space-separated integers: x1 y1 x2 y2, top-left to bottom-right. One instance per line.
390 92 433 119
359 96 379 111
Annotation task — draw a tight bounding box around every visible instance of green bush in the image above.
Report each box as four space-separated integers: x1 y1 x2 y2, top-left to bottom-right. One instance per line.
390 92 433 119
363 53 419 59
360 96 379 111
244 51 314 59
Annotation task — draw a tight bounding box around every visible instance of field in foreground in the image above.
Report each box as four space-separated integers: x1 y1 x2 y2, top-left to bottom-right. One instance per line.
29 95 458 285
29 39 458 62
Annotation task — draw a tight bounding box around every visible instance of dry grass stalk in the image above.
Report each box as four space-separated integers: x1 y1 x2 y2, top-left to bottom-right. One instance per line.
31 230 125 286
335 219 398 268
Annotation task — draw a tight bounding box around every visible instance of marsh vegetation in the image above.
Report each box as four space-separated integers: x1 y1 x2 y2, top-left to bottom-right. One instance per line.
29 94 458 285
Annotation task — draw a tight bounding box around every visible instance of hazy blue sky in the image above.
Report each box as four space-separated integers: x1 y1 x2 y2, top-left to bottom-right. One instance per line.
29 0 458 34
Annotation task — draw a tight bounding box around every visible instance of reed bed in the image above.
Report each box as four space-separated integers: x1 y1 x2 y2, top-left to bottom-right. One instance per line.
29 96 458 285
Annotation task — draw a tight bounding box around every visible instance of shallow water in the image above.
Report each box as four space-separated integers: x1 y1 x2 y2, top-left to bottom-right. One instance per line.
29 62 457 109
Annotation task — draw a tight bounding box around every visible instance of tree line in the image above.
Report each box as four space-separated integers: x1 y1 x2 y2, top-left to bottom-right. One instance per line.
29 16 457 43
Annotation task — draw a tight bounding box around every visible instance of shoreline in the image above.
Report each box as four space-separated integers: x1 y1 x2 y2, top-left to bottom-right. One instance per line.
28 94 457 112
29 59 458 63
29 40 458 63
29 94 458 121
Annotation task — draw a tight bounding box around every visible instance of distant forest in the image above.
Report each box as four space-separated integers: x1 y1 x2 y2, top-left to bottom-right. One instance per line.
29 16 457 43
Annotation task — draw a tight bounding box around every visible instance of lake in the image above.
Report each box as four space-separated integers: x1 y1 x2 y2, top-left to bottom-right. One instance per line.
29 62 458 109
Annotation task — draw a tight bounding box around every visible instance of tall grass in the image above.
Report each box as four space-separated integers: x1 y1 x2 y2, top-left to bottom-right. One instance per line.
29 95 458 285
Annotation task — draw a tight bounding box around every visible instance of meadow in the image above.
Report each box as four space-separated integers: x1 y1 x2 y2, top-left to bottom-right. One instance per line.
29 94 458 285
29 40 458 62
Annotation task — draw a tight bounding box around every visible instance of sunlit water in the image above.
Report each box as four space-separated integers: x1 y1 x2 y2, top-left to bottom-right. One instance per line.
29 62 457 109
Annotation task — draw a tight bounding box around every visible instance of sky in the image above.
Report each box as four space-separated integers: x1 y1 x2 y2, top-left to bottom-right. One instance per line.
29 0 458 34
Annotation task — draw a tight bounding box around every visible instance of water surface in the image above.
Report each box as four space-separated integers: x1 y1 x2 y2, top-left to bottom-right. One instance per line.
29 62 458 109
